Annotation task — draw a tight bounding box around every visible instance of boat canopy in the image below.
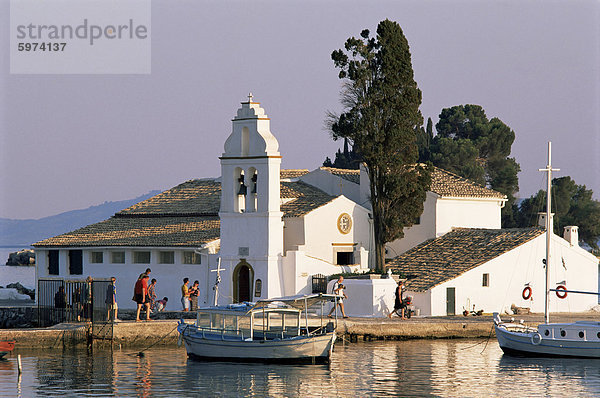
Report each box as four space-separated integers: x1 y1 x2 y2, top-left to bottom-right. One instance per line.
251 294 339 311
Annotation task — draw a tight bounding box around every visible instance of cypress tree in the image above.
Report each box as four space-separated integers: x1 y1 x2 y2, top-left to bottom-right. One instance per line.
329 19 431 271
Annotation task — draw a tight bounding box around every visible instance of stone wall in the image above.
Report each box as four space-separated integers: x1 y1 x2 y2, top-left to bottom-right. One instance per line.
0 307 37 328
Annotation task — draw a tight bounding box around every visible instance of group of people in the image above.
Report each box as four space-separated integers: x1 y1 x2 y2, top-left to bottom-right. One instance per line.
133 268 169 321
54 276 117 321
53 272 410 322
180 278 200 311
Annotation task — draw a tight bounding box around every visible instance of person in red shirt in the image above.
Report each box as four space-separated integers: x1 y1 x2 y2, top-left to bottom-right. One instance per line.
134 274 151 321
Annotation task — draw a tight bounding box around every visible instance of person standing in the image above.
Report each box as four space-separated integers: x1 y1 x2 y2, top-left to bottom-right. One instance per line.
189 280 199 311
54 286 67 308
388 281 407 319
83 276 93 321
134 274 151 321
181 278 191 311
54 286 67 323
148 278 157 312
328 276 348 318
106 276 118 322
72 286 82 322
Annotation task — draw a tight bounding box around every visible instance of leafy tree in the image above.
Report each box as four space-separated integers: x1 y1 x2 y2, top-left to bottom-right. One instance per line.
429 137 484 183
517 176 600 250
323 138 361 169
430 104 521 226
328 19 431 271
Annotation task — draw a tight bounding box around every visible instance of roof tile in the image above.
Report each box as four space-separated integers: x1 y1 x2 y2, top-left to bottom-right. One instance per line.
34 175 335 247
319 167 360 184
430 167 506 199
386 227 544 291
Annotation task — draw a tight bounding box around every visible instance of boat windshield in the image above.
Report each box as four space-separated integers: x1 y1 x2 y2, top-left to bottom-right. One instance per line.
196 307 304 340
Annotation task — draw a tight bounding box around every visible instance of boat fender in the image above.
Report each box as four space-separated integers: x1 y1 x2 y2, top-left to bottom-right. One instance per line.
531 332 542 345
555 285 567 299
522 286 532 300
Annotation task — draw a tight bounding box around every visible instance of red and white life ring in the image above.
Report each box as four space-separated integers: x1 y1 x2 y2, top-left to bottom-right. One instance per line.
555 285 568 299
522 286 532 300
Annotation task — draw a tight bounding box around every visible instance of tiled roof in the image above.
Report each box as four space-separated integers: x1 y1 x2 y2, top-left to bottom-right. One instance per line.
280 169 309 179
118 179 220 216
386 227 545 292
281 181 336 217
34 216 220 247
319 167 360 184
34 176 335 247
430 167 506 199
317 165 504 198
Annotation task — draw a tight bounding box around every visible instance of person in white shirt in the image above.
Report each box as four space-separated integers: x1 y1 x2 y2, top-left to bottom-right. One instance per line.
328 276 348 318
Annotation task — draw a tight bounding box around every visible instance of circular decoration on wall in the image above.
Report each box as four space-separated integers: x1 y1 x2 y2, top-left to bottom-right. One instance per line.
337 213 352 234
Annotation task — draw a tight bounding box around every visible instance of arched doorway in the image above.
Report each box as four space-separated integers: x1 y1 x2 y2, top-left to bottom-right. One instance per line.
233 260 254 303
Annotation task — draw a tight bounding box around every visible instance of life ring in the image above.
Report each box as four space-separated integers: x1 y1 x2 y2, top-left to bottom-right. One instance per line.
522 286 532 300
531 332 542 345
556 285 568 299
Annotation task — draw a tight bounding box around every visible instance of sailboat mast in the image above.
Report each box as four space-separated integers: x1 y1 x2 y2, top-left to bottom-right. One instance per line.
540 141 559 324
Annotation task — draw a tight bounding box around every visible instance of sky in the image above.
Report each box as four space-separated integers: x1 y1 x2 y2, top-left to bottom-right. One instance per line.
1 0 599 220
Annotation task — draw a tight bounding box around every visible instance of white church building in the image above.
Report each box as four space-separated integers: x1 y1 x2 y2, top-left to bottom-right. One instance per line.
33 96 599 316
34 97 371 309
301 164 598 316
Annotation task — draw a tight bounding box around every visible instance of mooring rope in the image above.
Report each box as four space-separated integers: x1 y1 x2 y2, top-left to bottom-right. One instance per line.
125 323 181 357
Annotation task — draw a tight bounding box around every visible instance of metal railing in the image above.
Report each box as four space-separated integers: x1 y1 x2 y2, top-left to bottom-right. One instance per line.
38 277 114 341
311 274 328 294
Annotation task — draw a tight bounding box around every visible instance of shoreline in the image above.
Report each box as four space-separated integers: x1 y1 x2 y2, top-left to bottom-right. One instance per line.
1 312 598 349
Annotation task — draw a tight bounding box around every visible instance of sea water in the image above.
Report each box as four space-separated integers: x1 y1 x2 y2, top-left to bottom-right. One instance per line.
1 339 599 397
0 247 36 290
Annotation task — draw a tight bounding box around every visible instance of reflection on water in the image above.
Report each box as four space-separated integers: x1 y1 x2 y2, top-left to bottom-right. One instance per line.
1 339 599 397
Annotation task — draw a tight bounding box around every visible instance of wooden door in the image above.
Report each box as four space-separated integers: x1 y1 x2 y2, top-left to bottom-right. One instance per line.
238 265 250 302
446 287 455 316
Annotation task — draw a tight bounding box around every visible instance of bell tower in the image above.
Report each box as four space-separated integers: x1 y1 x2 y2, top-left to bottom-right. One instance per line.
219 94 284 301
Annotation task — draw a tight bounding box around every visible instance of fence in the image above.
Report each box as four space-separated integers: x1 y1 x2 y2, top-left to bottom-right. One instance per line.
311 274 328 294
38 278 114 340
91 279 114 340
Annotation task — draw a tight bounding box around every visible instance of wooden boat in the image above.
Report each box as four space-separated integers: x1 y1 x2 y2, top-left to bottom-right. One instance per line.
0 341 15 359
177 294 338 363
494 142 600 358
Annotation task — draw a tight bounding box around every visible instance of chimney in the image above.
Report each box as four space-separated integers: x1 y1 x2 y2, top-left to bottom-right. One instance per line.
537 212 554 232
563 226 579 246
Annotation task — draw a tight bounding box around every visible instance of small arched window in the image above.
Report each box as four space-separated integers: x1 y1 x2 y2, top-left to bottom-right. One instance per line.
255 279 262 297
234 168 246 213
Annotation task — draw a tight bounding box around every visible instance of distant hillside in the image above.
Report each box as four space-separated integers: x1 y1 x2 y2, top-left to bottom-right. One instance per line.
0 191 161 246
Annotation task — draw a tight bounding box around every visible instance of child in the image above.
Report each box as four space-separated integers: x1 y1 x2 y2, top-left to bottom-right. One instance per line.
156 297 169 312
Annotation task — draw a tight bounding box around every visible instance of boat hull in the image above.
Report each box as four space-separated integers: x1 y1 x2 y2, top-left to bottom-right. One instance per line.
495 324 600 359
0 341 15 359
178 324 336 364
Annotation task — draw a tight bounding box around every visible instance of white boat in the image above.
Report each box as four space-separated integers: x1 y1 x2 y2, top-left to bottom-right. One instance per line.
494 141 600 358
177 294 338 363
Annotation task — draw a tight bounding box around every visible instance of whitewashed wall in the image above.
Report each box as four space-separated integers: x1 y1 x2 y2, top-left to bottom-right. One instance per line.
35 247 217 310
324 278 398 317
386 192 438 257
282 250 361 297
283 217 305 253
302 196 371 267
418 233 598 316
435 197 502 236
384 196 503 257
300 169 361 204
